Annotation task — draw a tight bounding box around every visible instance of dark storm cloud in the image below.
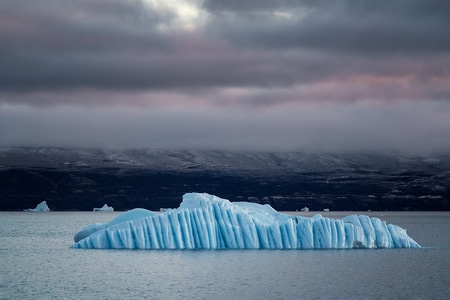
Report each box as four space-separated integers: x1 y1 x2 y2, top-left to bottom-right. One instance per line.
0 0 449 98
0 0 171 53
204 0 450 55
0 0 179 92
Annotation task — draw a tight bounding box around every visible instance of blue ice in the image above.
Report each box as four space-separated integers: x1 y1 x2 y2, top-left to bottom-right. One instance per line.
71 193 420 249
24 201 50 212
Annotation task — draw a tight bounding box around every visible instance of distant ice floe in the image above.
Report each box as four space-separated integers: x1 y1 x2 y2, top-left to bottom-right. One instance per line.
24 201 50 212
93 204 114 212
72 193 420 250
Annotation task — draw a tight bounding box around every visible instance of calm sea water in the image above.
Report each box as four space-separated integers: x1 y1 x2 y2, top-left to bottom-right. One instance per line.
1 211 449 300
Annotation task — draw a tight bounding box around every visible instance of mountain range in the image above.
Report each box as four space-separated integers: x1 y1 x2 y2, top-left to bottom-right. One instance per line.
1 147 449 211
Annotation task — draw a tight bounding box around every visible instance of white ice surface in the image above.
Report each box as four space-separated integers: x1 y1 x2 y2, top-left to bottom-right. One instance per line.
72 193 420 249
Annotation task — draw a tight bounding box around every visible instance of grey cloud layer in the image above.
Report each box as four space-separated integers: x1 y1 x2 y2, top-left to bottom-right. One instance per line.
2 102 449 153
1 0 449 153
1 0 449 101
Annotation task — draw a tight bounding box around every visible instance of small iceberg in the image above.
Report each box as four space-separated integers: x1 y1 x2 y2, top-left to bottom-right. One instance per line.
24 201 50 212
93 204 114 212
72 193 420 250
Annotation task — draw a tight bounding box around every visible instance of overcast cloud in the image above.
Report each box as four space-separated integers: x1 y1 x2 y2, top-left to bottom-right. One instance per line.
1 0 449 153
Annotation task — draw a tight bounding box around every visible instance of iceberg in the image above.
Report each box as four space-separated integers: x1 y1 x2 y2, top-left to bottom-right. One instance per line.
93 204 114 212
71 193 420 250
24 201 50 212
74 208 156 243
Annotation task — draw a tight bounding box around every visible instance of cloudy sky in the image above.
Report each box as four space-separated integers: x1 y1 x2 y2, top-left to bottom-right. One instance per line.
1 0 449 153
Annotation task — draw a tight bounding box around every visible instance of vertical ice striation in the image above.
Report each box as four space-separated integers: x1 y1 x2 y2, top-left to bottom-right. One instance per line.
71 193 420 250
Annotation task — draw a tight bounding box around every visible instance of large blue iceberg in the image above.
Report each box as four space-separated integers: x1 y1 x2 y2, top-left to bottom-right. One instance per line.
71 193 420 250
